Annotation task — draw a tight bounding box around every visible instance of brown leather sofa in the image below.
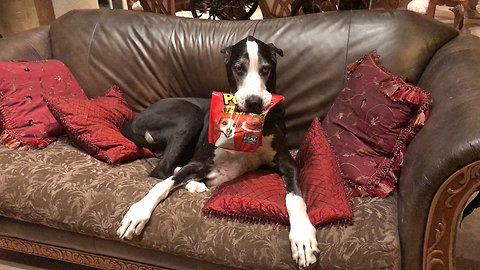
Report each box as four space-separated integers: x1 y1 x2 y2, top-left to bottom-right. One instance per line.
1 8 479 270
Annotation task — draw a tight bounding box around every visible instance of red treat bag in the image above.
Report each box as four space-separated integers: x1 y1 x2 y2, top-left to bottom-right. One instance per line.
208 91 285 152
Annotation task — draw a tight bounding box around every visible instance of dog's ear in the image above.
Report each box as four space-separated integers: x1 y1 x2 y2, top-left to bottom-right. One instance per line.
269 43 284 57
268 43 284 63
220 46 233 65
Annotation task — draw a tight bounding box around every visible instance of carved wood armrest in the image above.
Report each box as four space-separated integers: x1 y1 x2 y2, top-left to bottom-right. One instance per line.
423 160 480 270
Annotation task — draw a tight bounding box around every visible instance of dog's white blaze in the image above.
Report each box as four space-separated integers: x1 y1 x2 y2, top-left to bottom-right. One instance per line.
207 135 276 186
235 40 272 111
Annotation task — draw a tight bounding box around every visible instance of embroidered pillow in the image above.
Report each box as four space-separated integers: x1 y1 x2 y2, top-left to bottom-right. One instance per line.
0 60 87 150
43 86 154 166
203 118 352 227
322 52 432 198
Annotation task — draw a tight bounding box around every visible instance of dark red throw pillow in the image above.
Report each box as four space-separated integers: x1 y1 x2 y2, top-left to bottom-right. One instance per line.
43 86 154 166
203 170 290 225
0 60 87 150
203 118 352 227
322 52 432 197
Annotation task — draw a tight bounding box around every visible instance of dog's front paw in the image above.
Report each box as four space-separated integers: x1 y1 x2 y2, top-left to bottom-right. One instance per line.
117 202 152 240
289 221 319 268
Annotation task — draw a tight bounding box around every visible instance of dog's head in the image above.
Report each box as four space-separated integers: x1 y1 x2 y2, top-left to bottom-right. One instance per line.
221 36 283 114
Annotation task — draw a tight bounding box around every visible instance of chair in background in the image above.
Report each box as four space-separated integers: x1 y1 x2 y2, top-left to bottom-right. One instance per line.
258 0 336 18
425 0 466 29
258 0 396 19
126 0 191 15
258 0 292 18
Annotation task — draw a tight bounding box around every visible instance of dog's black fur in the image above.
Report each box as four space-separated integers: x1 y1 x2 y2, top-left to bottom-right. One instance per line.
121 98 210 180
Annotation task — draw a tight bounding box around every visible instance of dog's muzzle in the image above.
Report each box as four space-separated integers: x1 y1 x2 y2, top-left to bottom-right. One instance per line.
245 95 266 113
236 91 272 114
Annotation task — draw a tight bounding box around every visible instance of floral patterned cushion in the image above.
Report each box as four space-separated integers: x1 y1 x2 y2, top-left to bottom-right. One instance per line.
0 138 400 269
322 52 432 197
42 86 153 166
0 60 87 150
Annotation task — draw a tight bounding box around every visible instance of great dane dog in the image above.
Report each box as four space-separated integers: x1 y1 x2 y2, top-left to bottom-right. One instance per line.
117 36 319 267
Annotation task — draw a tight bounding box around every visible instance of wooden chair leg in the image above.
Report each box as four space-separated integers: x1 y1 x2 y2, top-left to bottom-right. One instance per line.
451 4 465 29
426 0 438 18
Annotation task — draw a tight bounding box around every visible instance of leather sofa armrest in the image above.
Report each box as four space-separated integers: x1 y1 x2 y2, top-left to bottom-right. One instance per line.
398 34 480 270
0 26 52 61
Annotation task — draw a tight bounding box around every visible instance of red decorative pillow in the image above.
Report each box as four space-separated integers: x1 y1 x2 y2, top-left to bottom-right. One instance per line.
203 118 352 227
43 86 154 166
322 52 432 198
0 60 87 150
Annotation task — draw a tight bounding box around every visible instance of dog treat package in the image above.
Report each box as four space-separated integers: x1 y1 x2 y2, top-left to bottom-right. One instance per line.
209 91 284 152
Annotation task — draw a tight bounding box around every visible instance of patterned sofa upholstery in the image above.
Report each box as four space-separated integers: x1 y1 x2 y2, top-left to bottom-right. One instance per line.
0 8 480 270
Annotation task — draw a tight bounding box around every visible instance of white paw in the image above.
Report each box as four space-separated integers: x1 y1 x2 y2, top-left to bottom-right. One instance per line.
286 193 319 267
185 181 209 193
289 221 319 268
117 201 153 240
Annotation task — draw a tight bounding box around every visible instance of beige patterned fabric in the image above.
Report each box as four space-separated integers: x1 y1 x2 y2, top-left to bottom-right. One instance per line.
0 138 400 269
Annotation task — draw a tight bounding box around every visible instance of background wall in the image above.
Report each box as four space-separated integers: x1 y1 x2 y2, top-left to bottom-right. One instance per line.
0 0 100 37
0 0 55 37
51 0 99 18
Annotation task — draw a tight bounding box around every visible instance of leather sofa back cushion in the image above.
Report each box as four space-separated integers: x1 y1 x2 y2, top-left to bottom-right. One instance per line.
49 9 458 148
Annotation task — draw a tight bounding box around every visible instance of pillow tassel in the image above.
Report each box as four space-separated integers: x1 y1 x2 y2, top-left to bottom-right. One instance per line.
0 130 23 149
380 77 432 128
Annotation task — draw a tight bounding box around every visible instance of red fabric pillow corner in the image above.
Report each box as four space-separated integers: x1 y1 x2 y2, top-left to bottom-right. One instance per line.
42 86 154 166
296 117 352 226
322 52 432 198
0 60 87 150
203 117 352 228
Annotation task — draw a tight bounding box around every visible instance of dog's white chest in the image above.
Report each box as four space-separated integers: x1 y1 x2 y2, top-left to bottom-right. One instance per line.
206 135 276 186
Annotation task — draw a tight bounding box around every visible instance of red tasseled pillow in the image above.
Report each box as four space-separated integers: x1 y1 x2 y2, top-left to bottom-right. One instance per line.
0 60 87 150
203 118 352 227
322 52 432 197
42 86 154 166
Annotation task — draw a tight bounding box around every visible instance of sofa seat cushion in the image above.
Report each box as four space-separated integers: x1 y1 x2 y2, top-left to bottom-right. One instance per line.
0 138 400 270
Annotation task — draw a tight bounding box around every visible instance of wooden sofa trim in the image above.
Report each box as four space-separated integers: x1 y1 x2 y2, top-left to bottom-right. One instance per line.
0 235 170 270
423 160 480 270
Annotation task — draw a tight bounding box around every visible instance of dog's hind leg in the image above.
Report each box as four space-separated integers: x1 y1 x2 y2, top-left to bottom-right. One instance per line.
148 133 200 180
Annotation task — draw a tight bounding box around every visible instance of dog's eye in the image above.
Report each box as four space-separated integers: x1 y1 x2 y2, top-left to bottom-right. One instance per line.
234 66 244 75
261 66 270 75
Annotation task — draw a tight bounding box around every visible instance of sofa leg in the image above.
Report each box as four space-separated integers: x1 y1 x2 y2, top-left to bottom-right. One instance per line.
423 160 480 270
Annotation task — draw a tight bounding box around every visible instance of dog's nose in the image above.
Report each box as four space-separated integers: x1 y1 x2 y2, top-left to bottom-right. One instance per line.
245 95 264 113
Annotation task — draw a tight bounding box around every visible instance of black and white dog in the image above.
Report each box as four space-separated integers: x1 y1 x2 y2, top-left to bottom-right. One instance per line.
116 36 319 267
